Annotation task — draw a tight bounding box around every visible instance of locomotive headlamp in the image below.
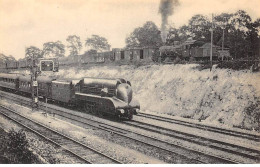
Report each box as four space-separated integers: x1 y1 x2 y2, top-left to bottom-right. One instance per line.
134 108 139 115
118 109 125 114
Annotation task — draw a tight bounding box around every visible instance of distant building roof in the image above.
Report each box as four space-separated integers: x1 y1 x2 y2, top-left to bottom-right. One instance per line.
123 46 159 51
159 45 181 52
200 43 218 49
112 48 121 51
183 39 197 45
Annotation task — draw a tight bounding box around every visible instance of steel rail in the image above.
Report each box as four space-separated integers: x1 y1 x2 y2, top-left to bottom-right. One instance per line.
137 112 260 141
0 105 122 164
123 120 260 162
0 90 253 163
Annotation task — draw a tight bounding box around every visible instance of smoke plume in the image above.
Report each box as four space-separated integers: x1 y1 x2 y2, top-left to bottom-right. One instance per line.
159 0 179 43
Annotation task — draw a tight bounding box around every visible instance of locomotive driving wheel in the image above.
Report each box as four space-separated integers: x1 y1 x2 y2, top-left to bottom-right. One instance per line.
114 114 122 121
128 114 133 120
126 109 133 120
90 105 96 114
83 103 90 113
96 109 103 117
84 102 94 113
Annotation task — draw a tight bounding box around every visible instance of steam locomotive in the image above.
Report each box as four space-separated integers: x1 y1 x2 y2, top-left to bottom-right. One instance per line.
0 40 232 70
0 73 140 120
159 40 231 62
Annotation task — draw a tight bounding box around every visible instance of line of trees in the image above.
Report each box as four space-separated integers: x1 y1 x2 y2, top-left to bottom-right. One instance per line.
125 10 260 60
1 10 259 61
0 54 16 63
23 34 111 60
0 34 111 62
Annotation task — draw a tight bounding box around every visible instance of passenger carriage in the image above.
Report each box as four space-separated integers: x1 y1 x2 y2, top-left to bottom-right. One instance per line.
0 73 19 90
18 75 31 94
6 61 18 69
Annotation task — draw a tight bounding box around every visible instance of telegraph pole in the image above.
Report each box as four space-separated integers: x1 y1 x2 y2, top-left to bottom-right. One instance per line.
222 27 225 52
221 17 227 61
210 14 214 71
30 54 39 111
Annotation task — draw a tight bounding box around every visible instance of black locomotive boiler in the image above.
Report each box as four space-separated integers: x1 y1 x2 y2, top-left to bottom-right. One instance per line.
75 77 140 120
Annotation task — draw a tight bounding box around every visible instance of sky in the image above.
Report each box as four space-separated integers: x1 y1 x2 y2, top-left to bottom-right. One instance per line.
0 0 259 60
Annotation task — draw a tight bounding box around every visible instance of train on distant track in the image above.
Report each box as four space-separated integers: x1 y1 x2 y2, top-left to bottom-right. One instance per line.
159 40 231 62
0 58 59 71
0 40 232 70
0 73 140 120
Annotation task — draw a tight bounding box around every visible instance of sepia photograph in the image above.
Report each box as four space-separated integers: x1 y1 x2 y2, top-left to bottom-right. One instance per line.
0 0 259 164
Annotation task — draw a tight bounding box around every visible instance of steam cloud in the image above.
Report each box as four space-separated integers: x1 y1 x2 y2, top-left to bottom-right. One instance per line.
159 0 179 43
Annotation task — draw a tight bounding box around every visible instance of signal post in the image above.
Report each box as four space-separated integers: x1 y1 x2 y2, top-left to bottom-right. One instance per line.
30 56 39 111
30 57 55 111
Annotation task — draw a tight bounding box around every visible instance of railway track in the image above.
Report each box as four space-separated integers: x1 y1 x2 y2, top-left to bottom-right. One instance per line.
123 120 260 163
32 105 240 164
137 112 260 141
1 91 259 163
0 105 122 164
0 92 205 163
0 93 240 163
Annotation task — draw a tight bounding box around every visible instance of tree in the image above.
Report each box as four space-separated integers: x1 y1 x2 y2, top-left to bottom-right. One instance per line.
225 10 254 59
177 25 191 42
43 41 65 58
250 18 260 57
0 54 15 62
244 18 260 58
6 55 16 61
254 18 260 34
165 26 189 45
187 14 211 41
125 21 162 48
85 49 97 55
85 35 111 52
165 10 259 60
25 46 43 60
66 35 82 56
0 53 7 62
213 13 233 47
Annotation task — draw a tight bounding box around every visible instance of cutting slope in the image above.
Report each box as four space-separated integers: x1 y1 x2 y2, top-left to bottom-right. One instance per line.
52 64 260 131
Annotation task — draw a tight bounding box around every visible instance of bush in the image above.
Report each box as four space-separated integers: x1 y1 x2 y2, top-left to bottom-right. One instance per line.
3 129 38 163
217 60 259 71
